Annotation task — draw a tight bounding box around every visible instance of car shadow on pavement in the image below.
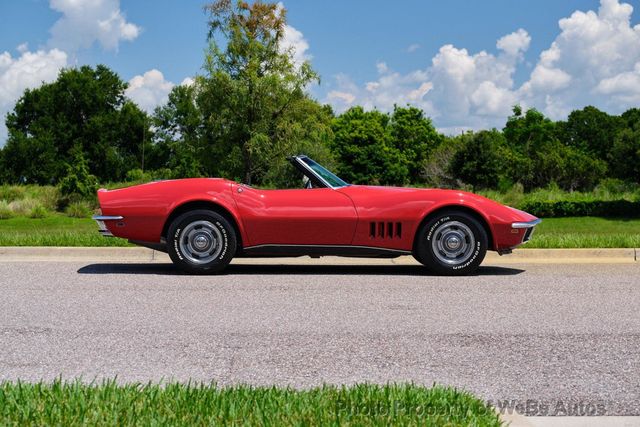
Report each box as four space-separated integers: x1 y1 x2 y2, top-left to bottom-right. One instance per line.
77 263 524 276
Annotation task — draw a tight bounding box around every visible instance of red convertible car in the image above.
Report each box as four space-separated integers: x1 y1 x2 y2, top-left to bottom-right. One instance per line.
93 155 540 275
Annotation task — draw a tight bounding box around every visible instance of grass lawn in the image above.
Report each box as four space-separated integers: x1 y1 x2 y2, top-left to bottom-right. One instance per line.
0 381 501 426
526 217 640 248
0 215 129 247
0 214 638 248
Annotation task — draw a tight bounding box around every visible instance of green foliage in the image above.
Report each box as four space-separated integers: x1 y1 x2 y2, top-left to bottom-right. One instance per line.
609 127 640 180
558 106 622 160
29 205 49 219
388 106 442 181
1 65 150 184
58 149 99 199
520 200 640 218
0 201 13 219
502 106 607 191
422 135 467 188
331 107 409 185
0 185 26 202
449 129 506 189
152 84 205 178
65 201 93 218
0 380 501 426
194 0 323 185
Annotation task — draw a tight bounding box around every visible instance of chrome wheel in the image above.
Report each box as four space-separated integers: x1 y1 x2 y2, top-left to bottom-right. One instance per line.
430 220 475 266
179 220 223 265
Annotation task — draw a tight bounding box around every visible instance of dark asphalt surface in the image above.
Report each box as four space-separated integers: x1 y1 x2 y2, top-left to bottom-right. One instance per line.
0 261 639 415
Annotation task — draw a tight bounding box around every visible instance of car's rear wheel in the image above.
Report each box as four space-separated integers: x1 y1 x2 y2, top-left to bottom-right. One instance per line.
167 210 236 274
414 210 488 275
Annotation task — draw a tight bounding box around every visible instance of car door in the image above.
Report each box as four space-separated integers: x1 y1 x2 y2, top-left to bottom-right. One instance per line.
232 184 358 246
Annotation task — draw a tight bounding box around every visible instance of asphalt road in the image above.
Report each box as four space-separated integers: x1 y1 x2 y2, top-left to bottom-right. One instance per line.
0 260 639 415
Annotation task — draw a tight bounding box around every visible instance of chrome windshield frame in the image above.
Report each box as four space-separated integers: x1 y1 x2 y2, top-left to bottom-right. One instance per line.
292 155 349 190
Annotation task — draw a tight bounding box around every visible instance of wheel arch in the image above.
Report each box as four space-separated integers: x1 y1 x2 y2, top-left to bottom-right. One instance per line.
162 200 244 251
413 204 494 252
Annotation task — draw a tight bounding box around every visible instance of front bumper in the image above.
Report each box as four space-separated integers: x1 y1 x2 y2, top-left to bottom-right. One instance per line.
92 215 124 237
511 218 542 245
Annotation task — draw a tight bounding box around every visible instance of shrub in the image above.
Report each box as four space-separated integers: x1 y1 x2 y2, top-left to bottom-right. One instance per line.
595 178 640 198
36 186 62 211
125 168 150 182
65 202 92 218
29 205 48 219
58 149 98 200
520 200 640 218
7 198 39 216
0 200 13 219
0 185 25 202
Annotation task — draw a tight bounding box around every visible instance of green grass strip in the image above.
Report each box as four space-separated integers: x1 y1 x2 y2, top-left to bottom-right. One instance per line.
0 216 130 247
0 215 638 248
0 380 501 426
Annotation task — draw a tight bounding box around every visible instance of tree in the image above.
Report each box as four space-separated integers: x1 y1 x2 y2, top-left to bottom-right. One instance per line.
502 106 606 190
609 127 640 181
198 0 322 185
331 107 409 185
153 84 205 178
388 106 442 182
558 106 621 160
1 65 150 184
449 130 507 190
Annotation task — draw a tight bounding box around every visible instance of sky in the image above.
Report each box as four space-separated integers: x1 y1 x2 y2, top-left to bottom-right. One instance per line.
1 0 640 145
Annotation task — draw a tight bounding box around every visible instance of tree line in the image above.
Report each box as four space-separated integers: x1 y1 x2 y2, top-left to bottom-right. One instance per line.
1 0 638 195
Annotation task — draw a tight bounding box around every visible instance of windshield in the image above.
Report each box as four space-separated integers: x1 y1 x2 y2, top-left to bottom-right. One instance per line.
300 157 349 188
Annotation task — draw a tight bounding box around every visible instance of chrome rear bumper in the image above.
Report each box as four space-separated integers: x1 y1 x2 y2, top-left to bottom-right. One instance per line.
92 215 123 237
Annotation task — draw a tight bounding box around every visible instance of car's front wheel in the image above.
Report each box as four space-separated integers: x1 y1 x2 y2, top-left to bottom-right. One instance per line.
414 210 488 275
167 210 237 274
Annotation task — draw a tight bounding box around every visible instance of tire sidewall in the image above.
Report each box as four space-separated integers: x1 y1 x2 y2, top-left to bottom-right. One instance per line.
168 210 236 274
417 212 487 275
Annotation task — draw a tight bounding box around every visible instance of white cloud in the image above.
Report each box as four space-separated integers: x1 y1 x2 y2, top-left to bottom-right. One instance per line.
281 24 311 67
596 62 640 103
521 0 640 117
496 28 531 57
325 0 640 132
48 0 141 52
0 48 68 144
407 43 421 53
277 2 311 68
180 77 195 87
125 69 174 113
327 90 356 105
326 28 528 129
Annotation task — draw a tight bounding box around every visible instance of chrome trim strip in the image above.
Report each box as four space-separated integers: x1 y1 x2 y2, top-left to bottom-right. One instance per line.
244 244 411 254
511 218 542 229
92 215 124 221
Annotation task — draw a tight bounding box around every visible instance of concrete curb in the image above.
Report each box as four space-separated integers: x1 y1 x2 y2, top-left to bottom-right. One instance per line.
500 413 640 426
0 246 637 264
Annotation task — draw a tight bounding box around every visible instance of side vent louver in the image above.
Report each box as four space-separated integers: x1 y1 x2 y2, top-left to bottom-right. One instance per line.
369 221 402 239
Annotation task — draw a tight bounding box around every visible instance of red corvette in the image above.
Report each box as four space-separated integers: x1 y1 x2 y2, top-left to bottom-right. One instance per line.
93 155 540 275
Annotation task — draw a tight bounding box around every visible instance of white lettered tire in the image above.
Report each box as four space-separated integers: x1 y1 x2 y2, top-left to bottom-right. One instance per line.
167 210 236 274
414 210 488 275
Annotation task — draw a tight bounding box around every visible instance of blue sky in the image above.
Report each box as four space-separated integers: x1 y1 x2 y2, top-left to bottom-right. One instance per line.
1 0 640 144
